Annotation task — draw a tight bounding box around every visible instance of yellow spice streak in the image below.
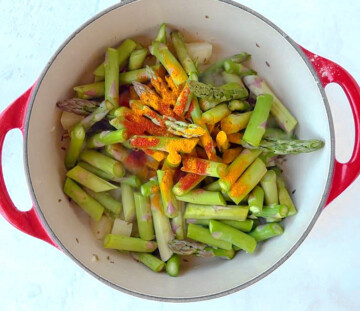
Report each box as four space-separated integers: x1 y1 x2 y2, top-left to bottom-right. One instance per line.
216 131 230 151
165 76 181 98
227 133 244 144
222 147 243 164
144 149 166 162
230 182 249 197
151 192 162 212
161 169 175 200
223 159 249 185
163 55 187 85
151 75 177 106
183 126 206 137
139 89 161 111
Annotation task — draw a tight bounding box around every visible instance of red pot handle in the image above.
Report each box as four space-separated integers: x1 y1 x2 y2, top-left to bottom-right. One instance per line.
301 47 360 206
0 86 57 247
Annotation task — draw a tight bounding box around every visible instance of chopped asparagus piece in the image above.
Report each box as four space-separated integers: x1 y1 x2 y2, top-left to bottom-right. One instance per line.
64 123 85 170
134 193 155 241
64 178 104 221
209 220 257 254
187 223 232 250
184 204 249 221
176 189 226 206
85 188 122 215
131 252 165 272
121 183 136 222
243 94 273 147
249 223 284 242
166 254 181 277
103 234 157 252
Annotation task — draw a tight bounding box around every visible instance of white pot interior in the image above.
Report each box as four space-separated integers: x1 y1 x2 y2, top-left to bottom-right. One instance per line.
26 0 333 300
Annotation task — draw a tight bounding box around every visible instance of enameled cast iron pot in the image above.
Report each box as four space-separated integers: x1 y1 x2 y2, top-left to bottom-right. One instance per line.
1 0 360 302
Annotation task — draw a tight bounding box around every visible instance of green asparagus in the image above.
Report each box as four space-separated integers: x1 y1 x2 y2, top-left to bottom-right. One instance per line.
134 192 155 241
131 252 165 272
64 123 85 170
103 234 157 252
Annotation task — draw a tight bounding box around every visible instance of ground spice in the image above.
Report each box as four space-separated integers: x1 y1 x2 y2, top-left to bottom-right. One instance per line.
230 182 248 197
182 156 209 175
130 136 160 148
179 173 203 191
174 84 191 116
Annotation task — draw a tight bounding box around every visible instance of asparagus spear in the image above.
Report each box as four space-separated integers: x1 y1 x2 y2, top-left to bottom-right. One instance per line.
223 59 256 77
187 224 232 250
64 123 85 170
104 48 120 110
149 41 188 86
164 117 206 138
209 220 257 254
171 200 186 240
252 204 289 218
119 64 162 85
273 168 297 216
228 100 250 112
85 188 122 215
219 149 262 192
243 75 298 133
186 219 211 226
121 183 136 222
134 192 155 241
181 156 227 178
129 136 199 166
73 82 105 99
199 99 218 111
157 170 179 218
264 127 295 140
128 48 148 71
166 254 181 277
66 166 118 192
201 103 231 124
176 189 226 206
199 53 251 84
188 80 248 103
151 192 174 261
63 178 104 221
141 178 159 197
56 98 101 115
184 204 248 221
87 129 128 148
248 185 264 213
78 161 121 182
168 239 235 259
249 223 284 242
120 175 141 188
221 111 252 134
93 38 137 78
79 150 125 178
222 147 243 164
103 234 157 252
129 99 165 127
171 31 199 77
260 170 278 205
228 158 267 204
216 131 230 152
131 252 165 272
221 219 254 232
240 137 325 155
104 144 150 180
155 23 167 43
172 174 206 196
243 94 273 147
204 180 221 191
81 101 109 131
173 83 193 116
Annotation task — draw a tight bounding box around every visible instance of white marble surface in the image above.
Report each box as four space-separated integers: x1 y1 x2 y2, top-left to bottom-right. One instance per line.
1 0 360 310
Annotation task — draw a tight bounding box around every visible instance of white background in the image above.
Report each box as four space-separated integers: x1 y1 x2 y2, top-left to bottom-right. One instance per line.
1 0 360 310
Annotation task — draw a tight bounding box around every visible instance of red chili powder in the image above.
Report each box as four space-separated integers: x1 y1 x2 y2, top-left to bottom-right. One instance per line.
179 173 202 191
130 137 160 148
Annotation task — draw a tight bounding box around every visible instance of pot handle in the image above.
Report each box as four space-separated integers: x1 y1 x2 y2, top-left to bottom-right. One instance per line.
0 86 57 247
301 47 360 205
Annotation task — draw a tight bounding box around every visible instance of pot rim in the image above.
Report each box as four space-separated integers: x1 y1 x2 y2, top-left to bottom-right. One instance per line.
23 0 335 302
